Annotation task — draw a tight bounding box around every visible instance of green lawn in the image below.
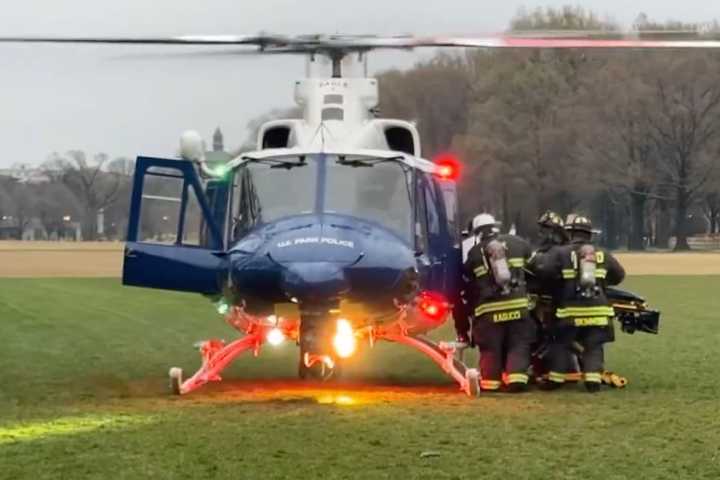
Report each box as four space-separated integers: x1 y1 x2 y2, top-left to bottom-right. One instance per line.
1 277 719 479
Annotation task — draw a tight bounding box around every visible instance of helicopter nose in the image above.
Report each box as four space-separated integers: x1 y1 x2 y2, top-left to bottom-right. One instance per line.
280 262 350 301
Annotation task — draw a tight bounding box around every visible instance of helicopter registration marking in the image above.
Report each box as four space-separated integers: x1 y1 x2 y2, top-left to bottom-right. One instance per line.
277 237 355 249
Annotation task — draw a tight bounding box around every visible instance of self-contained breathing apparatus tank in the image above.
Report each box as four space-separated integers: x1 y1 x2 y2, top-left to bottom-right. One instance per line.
576 244 599 298
485 239 512 295
565 215 601 299
472 214 513 296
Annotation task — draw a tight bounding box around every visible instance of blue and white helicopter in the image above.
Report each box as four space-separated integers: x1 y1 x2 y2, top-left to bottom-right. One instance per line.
2 32 711 395
122 37 473 394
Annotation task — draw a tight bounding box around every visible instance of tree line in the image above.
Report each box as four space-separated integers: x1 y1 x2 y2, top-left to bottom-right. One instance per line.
0 152 134 240
0 152 201 242
377 7 720 250
2 6 719 250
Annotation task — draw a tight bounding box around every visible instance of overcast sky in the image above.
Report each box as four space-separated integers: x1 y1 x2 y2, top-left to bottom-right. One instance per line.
1 0 719 168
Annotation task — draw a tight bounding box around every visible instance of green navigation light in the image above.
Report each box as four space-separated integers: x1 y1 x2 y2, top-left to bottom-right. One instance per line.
211 164 230 179
216 299 230 315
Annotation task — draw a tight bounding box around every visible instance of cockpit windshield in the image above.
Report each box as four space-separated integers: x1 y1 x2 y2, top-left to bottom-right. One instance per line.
324 158 413 241
233 154 413 242
244 159 316 223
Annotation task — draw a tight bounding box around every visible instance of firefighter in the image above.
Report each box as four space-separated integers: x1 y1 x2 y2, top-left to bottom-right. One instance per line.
527 211 567 294
454 220 480 346
534 215 625 392
537 211 568 252
464 213 535 393
526 211 573 381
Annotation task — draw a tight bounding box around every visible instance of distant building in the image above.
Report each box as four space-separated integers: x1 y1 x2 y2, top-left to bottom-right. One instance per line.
213 127 224 152
206 127 232 164
0 163 50 184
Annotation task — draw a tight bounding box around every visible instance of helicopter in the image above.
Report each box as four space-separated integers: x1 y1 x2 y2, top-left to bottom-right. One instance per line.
1 31 715 396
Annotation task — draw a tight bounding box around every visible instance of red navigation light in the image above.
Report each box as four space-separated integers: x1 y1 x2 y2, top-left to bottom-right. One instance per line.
433 153 461 181
418 291 449 321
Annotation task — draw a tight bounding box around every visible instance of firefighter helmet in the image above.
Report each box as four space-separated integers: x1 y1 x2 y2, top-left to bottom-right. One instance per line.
537 210 564 230
565 215 594 233
472 213 500 231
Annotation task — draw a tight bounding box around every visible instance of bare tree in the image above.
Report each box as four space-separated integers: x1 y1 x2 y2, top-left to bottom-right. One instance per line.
107 157 135 177
0 180 15 218
105 157 136 240
47 151 122 240
583 56 662 250
3 181 36 239
33 182 82 239
379 54 471 157
703 189 720 234
649 68 720 250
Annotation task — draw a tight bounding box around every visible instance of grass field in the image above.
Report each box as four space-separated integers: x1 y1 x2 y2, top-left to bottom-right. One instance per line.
1 276 720 479
2 241 720 276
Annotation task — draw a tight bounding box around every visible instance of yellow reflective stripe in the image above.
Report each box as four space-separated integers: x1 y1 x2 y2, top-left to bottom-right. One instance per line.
474 297 530 317
480 380 501 390
556 306 615 319
574 317 609 327
508 258 525 268
548 371 566 383
474 266 488 277
585 372 602 383
595 268 607 279
507 373 529 384
562 269 576 279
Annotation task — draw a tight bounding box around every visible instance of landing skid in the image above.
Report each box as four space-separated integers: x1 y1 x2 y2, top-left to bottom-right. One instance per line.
168 315 479 396
376 333 479 397
169 332 265 395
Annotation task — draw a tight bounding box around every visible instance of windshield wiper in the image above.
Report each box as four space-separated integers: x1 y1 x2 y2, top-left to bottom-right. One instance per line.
250 157 308 170
336 156 403 168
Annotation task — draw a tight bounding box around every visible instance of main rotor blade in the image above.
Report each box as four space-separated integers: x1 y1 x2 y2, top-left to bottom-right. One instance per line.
420 33 720 49
2 31 720 51
0 34 291 46
109 48 304 61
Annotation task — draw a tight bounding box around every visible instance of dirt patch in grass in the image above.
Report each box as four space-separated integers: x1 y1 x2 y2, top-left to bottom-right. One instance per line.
0 241 123 277
2 241 720 277
616 252 720 275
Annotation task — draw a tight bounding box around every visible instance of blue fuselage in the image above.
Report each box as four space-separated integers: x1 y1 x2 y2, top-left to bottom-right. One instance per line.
229 213 419 316
122 155 461 326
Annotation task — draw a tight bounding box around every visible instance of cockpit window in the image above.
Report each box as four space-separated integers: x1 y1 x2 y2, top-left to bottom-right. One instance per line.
324 159 413 242
232 155 413 243
233 160 317 238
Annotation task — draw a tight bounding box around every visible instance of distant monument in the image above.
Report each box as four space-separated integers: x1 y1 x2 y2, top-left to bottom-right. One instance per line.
206 127 232 164
212 127 224 152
